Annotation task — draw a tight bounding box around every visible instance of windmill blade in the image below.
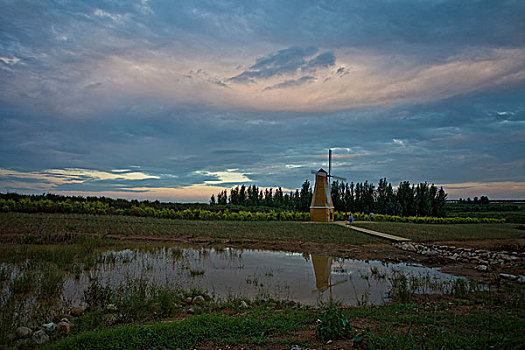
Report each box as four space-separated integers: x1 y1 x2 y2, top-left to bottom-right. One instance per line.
330 175 346 181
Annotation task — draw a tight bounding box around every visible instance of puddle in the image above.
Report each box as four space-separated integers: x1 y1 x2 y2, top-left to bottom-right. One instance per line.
50 246 462 306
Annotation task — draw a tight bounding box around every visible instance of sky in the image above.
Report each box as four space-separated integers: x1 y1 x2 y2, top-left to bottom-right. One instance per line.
0 0 524 202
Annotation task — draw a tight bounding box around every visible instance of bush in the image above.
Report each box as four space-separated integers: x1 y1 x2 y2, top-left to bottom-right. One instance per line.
335 211 505 224
0 197 505 224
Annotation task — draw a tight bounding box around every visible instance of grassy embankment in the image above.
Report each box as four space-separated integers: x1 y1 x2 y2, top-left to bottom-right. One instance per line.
354 222 524 242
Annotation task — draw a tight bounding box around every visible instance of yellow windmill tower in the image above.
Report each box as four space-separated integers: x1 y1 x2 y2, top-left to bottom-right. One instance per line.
310 149 346 222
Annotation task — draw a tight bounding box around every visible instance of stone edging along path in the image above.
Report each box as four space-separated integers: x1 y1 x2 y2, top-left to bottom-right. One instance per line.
393 241 525 272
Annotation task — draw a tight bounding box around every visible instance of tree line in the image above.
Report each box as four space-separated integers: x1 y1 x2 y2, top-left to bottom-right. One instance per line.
210 181 313 212
330 179 447 217
211 178 448 217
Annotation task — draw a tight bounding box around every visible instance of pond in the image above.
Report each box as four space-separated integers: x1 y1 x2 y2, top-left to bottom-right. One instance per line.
50 245 462 306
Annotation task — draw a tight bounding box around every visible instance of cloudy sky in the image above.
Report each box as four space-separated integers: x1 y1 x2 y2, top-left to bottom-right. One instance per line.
1 0 524 201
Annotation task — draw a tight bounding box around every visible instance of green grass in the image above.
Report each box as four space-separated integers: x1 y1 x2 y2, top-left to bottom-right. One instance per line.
45 309 315 350
0 212 384 245
355 222 524 242
42 286 524 350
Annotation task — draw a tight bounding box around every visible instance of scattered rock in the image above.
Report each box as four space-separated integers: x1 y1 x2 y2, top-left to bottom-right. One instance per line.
421 250 439 257
392 242 524 267
32 329 50 345
290 346 302 350
185 297 193 304
70 306 85 317
53 313 74 324
239 300 249 309
187 307 195 314
13 338 30 349
192 295 205 304
500 273 518 280
42 322 56 332
102 313 119 326
517 276 525 284
57 320 74 334
15 326 32 339
203 293 212 301
475 265 489 272
105 304 118 312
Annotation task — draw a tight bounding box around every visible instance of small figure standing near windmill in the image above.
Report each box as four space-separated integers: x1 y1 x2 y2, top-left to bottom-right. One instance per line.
310 149 346 222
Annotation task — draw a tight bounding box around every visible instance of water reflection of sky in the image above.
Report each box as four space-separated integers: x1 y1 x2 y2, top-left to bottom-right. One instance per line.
59 246 461 306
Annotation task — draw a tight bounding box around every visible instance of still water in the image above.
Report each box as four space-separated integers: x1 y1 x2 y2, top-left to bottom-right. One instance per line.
62 246 461 306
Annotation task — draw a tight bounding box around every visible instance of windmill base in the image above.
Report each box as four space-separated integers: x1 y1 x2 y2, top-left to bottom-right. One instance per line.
310 207 334 222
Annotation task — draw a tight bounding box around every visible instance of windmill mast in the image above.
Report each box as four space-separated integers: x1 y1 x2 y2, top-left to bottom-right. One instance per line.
328 149 332 178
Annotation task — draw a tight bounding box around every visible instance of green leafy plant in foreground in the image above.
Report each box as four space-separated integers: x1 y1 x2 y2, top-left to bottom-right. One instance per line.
316 307 354 341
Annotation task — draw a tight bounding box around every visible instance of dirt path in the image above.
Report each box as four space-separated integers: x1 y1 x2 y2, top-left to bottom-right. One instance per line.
334 221 411 242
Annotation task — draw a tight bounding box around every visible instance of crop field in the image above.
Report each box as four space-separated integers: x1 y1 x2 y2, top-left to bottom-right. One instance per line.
0 212 384 245
446 202 525 224
354 222 525 242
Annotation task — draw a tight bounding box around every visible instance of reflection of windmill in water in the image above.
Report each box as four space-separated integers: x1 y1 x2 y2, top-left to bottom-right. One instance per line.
311 255 347 299
310 149 346 222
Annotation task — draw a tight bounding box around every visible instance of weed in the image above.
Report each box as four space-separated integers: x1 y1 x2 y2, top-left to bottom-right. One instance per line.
11 272 32 294
353 328 374 348
450 278 470 298
38 266 65 300
84 278 114 308
0 265 9 282
21 234 37 244
388 271 412 303
316 307 354 341
189 269 205 277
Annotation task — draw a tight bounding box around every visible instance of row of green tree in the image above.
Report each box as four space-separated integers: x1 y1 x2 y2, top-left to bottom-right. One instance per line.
211 179 448 217
210 181 313 211
457 196 490 205
330 179 447 217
